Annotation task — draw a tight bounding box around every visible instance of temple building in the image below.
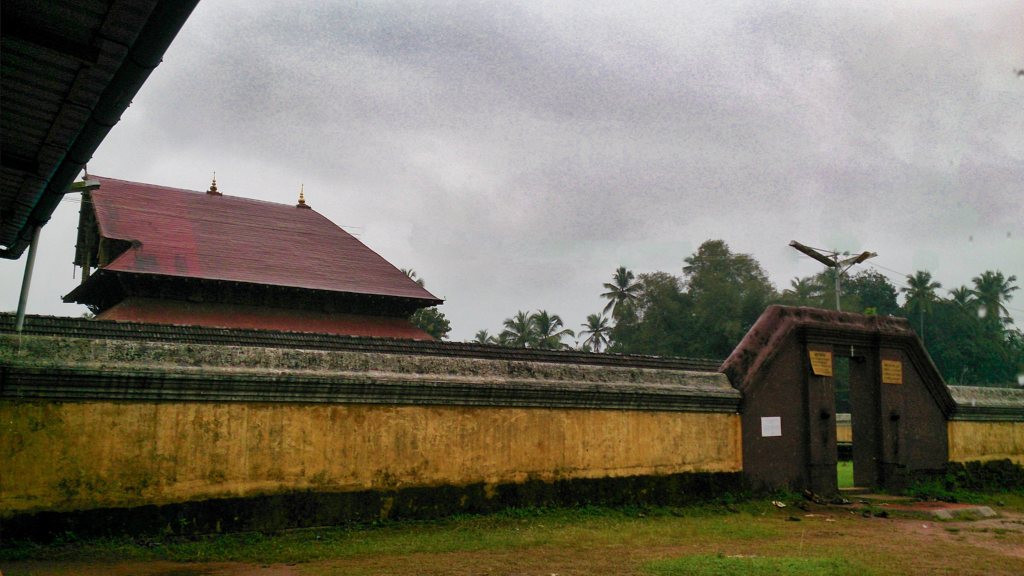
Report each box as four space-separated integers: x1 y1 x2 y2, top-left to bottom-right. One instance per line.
64 176 441 339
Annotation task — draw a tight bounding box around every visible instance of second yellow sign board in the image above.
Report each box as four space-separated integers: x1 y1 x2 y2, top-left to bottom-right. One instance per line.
882 359 903 384
809 350 833 377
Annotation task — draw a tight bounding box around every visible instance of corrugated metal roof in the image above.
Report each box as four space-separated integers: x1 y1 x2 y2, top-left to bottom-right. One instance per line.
0 0 199 258
85 176 441 303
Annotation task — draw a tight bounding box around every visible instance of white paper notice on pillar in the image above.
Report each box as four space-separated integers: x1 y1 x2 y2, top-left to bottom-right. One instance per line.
761 416 782 437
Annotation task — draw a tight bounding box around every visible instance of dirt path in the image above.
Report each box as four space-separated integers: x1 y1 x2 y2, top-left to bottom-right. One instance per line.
897 510 1024 560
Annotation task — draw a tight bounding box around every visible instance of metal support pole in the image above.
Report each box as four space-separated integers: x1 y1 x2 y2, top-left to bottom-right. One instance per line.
835 269 841 312
14 225 42 332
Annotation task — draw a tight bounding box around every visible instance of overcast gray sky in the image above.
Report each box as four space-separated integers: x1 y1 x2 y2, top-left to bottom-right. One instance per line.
3 0 1022 340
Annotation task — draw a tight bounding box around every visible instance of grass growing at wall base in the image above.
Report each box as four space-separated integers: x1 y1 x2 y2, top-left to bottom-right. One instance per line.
905 459 1024 502
0 503 780 564
2 471 748 542
6 496 1024 574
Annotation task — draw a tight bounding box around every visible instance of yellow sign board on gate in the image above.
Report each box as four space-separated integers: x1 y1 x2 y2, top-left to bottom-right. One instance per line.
808 350 833 377
881 359 903 384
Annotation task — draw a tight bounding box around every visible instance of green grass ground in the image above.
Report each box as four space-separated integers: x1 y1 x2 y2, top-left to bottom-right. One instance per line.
645 555 863 576
837 461 854 488
4 494 1024 575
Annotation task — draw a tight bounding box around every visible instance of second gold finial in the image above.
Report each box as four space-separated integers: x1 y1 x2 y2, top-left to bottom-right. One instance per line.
296 183 311 209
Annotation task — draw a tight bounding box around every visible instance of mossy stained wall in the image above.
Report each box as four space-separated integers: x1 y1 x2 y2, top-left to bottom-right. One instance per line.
947 421 1024 465
1 401 741 516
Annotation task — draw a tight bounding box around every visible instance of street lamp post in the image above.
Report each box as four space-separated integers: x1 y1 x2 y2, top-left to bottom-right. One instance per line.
789 240 877 312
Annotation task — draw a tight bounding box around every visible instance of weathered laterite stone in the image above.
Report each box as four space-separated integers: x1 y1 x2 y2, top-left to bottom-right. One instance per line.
2 472 745 541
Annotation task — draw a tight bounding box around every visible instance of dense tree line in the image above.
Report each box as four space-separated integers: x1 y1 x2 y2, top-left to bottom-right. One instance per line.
469 240 1022 387
607 240 775 359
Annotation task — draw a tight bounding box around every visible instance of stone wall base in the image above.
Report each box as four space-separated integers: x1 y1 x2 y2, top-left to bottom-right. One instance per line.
2 472 744 542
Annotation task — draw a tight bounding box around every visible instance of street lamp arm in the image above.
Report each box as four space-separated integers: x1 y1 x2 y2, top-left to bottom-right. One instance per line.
789 240 878 312
839 251 877 272
788 240 838 268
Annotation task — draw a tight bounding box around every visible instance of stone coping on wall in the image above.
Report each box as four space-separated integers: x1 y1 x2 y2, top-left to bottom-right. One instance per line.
0 335 741 412
0 314 723 372
948 385 1024 422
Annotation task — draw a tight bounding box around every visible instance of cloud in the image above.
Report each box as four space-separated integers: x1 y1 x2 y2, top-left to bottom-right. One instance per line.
3 0 1021 338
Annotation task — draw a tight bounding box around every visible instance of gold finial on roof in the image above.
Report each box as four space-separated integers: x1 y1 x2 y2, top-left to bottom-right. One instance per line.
296 183 311 209
208 172 221 196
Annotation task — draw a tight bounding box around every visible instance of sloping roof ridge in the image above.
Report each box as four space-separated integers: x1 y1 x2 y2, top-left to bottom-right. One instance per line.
81 175 441 303
721 305 955 416
721 305 915 390
92 175 321 213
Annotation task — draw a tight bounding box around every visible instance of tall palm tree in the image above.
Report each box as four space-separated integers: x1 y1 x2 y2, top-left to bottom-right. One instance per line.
472 329 497 345
495 331 513 347
971 271 1019 323
601 266 641 317
401 268 425 287
901 271 942 338
782 276 820 306
579 313 611 353
501 311 535 347
531 310 575 349
948 286 976 310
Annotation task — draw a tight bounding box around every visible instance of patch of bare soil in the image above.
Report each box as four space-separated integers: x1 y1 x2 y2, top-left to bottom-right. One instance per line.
898 509 1024 560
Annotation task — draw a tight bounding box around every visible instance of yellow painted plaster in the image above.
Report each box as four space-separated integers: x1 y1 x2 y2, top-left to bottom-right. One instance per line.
836 422 852 444
1 401 741 515
947 421 1024 465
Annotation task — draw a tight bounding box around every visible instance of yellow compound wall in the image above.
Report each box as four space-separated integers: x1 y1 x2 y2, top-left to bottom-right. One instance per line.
1 401 742 516
947 420 1024 465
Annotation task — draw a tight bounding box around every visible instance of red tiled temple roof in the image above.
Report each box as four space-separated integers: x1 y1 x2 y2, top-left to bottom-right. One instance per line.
95 298 435 339
84 176 440 304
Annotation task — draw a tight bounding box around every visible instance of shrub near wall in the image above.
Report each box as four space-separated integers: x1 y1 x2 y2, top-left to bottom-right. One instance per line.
945 459 1024 492
907 459 1024 502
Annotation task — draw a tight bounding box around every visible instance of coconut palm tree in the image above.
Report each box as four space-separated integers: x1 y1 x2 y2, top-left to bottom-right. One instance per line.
948 286 976 311
495 331 513 347
579 313 611 353
601 266 642 318
501 311 535 347
781 276 821 306
971 270 1019 324
901 271 942 338
401 268 425 287
472 329 497 345
531 310 575 349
